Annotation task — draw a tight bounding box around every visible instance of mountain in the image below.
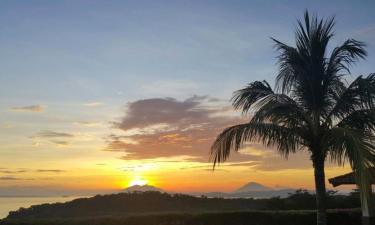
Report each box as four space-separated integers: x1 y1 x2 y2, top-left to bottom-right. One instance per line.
190 182 297 198
235 182 273 193
201 189 296 199
123 184 164 193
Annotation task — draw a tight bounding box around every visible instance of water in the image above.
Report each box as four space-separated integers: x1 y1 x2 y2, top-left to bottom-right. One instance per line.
0 196 83 219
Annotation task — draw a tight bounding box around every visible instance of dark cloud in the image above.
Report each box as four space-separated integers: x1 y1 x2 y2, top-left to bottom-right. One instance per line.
11 105 44 112
107 96 258 162
107 95 316 171
113 96 222 130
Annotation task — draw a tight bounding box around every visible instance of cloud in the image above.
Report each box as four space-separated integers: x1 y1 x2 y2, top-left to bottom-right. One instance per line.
84 102 104 107
112 95 235 131
50 140 70 147
113 96 212 130
36 169 66 173
31 131 74 147
34 131 74 138
0 168 67 174
107 96 258 162
0 176 24 180
107 95 316 171
0 169 28 174
224 161 260 167
74 121 102 127
11 105 44 112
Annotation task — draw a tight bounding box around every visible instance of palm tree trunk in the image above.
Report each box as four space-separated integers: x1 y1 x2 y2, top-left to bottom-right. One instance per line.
313 157 327 225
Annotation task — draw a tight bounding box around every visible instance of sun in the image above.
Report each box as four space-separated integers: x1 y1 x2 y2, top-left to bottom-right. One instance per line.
129 177 148 186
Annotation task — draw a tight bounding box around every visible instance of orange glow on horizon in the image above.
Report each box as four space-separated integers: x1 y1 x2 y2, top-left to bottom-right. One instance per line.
129 176 148 187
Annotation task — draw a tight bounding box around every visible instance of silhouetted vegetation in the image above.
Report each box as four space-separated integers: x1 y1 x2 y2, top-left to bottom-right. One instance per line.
4 190 362 220
210 11 375 225
1 210 362 225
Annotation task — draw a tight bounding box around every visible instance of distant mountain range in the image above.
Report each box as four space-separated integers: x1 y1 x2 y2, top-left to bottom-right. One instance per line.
0 182 300 198
123 182 298 199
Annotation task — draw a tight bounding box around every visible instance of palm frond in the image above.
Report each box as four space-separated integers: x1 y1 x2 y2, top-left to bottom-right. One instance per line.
337 109 375 131
326 126 375 201
271 38 303 94
271 11 335 112
210 122 302 167
327 39 367 75
327 74 375 124
250 93 311 132
231 80 273 114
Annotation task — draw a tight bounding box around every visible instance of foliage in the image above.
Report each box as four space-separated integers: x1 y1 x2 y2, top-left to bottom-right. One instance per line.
210 10 375 225
4 191 362 220
210 11 375 181
1 210 362 225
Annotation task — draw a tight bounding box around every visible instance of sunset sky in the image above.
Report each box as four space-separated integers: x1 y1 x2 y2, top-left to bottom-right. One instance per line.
0 0 375 195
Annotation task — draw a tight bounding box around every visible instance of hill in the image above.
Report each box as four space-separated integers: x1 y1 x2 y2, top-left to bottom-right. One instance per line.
6 192 261 219
5 190 361 219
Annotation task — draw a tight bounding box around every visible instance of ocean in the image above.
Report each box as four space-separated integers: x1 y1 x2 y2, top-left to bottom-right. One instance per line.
0 196 83 219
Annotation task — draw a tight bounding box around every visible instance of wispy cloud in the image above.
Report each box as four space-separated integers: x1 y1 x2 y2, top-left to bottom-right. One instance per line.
34 131 74 138
74 121 102 127
0 169 28 174
0 168 67 174
36 169 66 173
83 102 104 107
10 105 44 112
50 140 70 147
31 131 74 147
0 176 24 180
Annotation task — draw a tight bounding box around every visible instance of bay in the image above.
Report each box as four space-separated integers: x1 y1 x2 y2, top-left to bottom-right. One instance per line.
0 196 84 219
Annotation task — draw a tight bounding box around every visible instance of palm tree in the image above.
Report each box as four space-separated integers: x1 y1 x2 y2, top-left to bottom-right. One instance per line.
210 11 375 225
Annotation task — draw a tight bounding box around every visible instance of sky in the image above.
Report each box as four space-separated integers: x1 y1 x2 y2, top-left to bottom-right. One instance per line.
0 0 375 195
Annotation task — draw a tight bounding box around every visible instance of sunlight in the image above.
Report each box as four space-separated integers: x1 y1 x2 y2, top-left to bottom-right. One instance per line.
129 176 148 186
